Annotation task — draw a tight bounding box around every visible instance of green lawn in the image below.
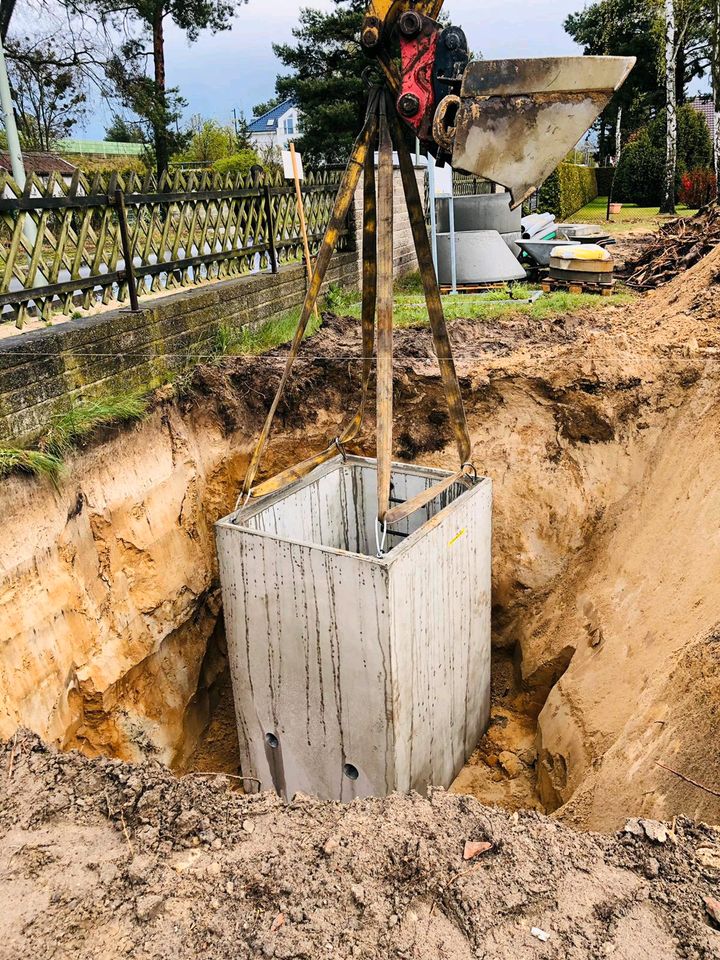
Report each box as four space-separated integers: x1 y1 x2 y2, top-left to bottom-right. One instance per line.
569 196 698 234
211 274 633 360
335 275 632 328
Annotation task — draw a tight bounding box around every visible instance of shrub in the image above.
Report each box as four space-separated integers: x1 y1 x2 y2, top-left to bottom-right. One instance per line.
213 149 260 177
648 105 713 174
179 120 236 165
612 131 664 206
614 106 714 207
538 163 598 219
678 168 717 208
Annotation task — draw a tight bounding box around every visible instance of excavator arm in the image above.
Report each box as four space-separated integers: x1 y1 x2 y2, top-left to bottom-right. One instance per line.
359 0 635 206
360 0 444 51
239 0 635 514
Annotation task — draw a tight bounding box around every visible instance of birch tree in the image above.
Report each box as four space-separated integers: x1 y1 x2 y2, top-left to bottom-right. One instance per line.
713 0 720 198
661 0 678 212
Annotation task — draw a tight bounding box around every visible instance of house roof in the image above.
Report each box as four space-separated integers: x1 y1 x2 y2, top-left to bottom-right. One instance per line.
0 152 77 176
248 99 295 135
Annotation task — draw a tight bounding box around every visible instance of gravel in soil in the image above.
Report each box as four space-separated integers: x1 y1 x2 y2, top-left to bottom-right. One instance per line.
2 732 719 960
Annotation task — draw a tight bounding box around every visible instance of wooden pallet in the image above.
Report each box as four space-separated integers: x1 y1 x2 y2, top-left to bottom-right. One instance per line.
541 277 615 297
440 282 510 295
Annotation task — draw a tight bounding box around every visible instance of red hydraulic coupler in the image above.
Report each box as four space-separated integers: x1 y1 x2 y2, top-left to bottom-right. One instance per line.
396 11 439 141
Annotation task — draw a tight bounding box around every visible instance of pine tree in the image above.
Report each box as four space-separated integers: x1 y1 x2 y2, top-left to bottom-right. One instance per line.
235 110 254 150
75 0 248 177
272 0 367 165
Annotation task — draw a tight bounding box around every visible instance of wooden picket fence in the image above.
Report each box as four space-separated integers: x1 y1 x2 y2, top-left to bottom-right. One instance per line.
0 166 348 327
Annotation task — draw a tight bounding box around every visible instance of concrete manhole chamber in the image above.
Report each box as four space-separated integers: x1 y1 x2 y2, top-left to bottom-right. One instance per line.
216 456 492 802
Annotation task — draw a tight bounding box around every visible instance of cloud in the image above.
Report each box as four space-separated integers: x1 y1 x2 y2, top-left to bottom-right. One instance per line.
87 0 585 137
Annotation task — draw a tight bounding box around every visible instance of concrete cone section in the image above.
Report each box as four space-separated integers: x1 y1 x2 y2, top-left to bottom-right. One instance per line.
436 230 527 285
216 456 492 802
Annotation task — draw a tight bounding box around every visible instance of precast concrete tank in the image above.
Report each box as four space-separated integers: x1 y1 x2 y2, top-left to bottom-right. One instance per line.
436 193 521 234
216 456 492 802
436 230 527 285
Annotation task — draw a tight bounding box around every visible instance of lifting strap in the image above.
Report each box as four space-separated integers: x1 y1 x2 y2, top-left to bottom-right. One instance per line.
375 93 394 524
387 102 471 467
240 141 379 503
236 86 475 535
236 89 381 508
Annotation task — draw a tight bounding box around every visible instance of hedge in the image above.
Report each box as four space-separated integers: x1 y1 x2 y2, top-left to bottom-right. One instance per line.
613 106 714 207
612 133 664 206
538 163 598 219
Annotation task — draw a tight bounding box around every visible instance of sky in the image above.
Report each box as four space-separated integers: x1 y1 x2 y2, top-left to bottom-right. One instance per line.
83 0 590 138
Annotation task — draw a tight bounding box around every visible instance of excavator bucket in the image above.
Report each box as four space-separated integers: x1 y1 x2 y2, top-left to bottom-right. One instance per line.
434 56 635 208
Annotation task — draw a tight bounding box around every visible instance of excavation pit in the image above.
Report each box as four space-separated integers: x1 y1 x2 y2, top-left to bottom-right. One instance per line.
216 455 492 802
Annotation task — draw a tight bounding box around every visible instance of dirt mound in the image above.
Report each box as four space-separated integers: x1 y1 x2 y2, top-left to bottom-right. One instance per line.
513 242 720 831
624 205 720 289
2 731 719 960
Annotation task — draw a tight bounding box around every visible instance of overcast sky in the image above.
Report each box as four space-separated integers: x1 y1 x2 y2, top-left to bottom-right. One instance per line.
84 0 589 137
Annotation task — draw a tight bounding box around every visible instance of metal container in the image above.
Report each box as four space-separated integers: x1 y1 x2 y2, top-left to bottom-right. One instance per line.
216 455 492 802
436 230 527 285
554 222 602 238
555 224 612 244
435 193 521 234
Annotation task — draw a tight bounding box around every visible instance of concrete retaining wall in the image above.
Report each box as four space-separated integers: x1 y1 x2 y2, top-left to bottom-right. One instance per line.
0 166 426 444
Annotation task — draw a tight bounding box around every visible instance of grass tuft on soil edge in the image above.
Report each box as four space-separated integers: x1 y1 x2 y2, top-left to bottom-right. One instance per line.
0 388 150 484
42 391 149 458
0 448 63 483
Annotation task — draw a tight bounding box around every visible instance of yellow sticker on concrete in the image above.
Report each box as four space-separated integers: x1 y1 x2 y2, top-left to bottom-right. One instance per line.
448 528 466 547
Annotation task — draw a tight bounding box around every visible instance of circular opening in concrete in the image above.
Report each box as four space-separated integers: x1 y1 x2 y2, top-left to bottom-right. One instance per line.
265 732 279 749
343 763 359 781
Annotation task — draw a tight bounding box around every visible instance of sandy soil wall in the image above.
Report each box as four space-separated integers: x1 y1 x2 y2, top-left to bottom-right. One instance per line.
0 397 245 765
2 260 720 829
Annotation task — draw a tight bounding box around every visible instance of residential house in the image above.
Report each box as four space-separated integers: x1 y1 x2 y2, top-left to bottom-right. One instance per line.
689 95 716 147
248 100 303 153
0 151 77 185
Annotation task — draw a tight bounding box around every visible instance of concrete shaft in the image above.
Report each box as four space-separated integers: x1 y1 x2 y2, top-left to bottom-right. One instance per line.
216 456 492 802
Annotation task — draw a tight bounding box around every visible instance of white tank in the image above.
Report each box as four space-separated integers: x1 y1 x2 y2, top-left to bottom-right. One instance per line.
216 456 492 802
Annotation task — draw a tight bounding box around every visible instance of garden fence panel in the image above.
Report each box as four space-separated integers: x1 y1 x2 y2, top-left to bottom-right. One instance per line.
0 167 348 328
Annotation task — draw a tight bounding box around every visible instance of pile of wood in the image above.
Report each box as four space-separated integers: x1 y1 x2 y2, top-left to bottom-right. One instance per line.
623 204 720 289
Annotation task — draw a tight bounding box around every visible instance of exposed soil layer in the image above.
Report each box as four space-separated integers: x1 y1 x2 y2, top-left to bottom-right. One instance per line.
450 651 543 813
3 731 720 960
4 232 720 839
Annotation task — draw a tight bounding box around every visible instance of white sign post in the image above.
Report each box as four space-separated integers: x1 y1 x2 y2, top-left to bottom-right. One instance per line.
284 145 318 321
